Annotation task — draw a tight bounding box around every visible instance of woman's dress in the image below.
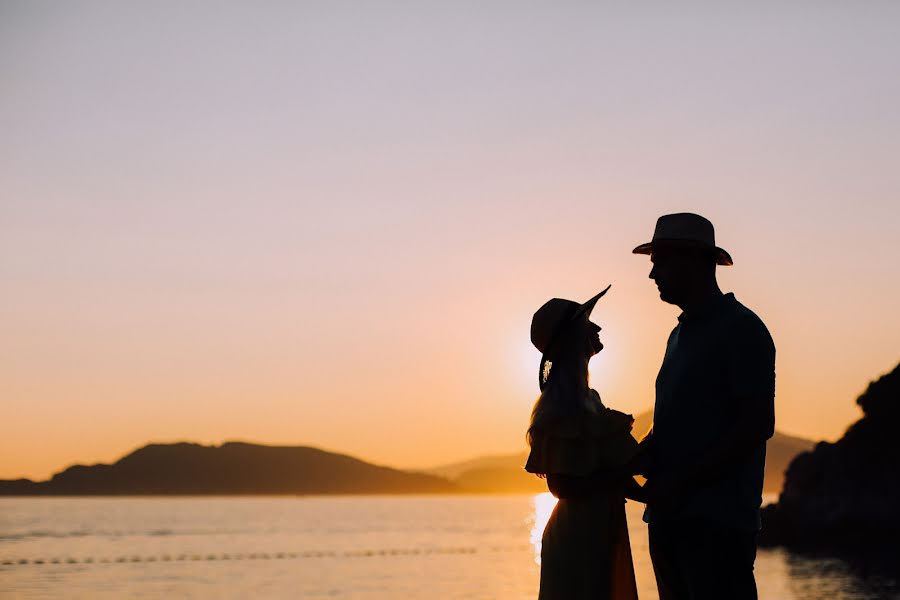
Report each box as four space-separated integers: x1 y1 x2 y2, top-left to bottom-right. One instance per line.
525 390 640 600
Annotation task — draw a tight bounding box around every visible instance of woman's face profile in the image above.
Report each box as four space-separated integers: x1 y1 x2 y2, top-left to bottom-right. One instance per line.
577 315 603 357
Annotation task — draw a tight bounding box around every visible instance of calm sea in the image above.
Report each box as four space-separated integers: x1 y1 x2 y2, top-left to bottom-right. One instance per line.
1 495 897 599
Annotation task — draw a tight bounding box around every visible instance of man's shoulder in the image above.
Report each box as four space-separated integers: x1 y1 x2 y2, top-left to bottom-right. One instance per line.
724 295 774 344
727 295 764 321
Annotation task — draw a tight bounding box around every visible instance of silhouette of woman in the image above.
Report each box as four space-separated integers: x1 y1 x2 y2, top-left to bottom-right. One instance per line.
526 286 643 600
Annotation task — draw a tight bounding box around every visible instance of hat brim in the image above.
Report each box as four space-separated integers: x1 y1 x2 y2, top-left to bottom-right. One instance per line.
632 240 733 266
572 284 611 320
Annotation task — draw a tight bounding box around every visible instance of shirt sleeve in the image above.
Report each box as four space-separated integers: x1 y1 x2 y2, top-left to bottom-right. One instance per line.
725 313 776 438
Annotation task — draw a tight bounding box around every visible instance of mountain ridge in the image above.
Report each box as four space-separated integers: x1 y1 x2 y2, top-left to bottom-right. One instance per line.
0 441 458 496
1 413 816 496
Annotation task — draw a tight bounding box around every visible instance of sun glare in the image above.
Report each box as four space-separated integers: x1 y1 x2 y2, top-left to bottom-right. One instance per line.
530 492 558 565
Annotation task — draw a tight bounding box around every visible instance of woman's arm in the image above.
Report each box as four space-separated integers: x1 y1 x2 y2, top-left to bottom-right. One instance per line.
629 430 654 477
546 467 629 499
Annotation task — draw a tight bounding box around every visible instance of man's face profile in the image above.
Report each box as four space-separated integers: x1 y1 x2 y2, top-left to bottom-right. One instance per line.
649 247 711 306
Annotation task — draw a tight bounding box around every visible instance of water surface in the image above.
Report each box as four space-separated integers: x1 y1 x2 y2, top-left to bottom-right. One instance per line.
1 495 897 599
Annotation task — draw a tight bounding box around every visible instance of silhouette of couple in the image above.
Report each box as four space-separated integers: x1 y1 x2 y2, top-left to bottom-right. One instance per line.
526 213 776 600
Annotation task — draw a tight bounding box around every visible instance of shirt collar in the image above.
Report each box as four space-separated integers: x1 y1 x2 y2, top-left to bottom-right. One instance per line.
677 292 734 323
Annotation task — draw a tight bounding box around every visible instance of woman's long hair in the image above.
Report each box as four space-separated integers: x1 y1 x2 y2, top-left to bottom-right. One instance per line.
527 318 590 447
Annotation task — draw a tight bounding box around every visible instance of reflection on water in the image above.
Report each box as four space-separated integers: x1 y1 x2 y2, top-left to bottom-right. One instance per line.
529 492 556 565
784 550 900 600
526 493 900 600
1 496 898 599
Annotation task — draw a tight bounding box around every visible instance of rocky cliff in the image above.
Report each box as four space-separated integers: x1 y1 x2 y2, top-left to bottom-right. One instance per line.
760 362 900 553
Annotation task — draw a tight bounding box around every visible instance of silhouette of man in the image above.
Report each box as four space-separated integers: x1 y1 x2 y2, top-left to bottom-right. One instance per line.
633 213 775 600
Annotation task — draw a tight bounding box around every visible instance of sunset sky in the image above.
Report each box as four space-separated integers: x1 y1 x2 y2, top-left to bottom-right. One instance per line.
2 2 898 480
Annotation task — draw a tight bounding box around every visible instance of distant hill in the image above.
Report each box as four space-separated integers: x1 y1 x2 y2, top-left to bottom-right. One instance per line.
760 431 818 494
0 442 458 496
426 410 814 494
427 453 545 494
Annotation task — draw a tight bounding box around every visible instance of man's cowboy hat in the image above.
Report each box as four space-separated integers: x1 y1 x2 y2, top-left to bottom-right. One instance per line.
632 213 733 266
530 285 611 355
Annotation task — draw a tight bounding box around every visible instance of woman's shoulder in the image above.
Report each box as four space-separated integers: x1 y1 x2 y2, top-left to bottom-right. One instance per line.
584 389 635 437
531 390 634 439
528 415 582 440
525 424 595 476
525 392 638 476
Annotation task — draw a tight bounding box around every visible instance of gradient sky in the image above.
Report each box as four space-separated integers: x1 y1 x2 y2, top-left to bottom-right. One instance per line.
2 2 899 480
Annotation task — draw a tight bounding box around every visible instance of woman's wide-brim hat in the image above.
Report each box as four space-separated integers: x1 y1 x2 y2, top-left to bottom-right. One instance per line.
530 285 611 355
632 212 733 266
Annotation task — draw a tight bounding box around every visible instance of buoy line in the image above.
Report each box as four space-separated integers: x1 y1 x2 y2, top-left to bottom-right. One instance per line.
0 544 532 567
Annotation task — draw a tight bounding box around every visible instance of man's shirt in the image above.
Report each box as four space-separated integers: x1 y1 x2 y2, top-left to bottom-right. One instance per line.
644 293 776 531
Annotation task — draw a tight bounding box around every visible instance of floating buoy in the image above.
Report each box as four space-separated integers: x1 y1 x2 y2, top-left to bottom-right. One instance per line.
3 543 513 569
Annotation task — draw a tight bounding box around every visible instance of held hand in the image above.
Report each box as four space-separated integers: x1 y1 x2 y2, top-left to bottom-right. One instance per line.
642 474 689 511
628 447 653 477
623 477 647 503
